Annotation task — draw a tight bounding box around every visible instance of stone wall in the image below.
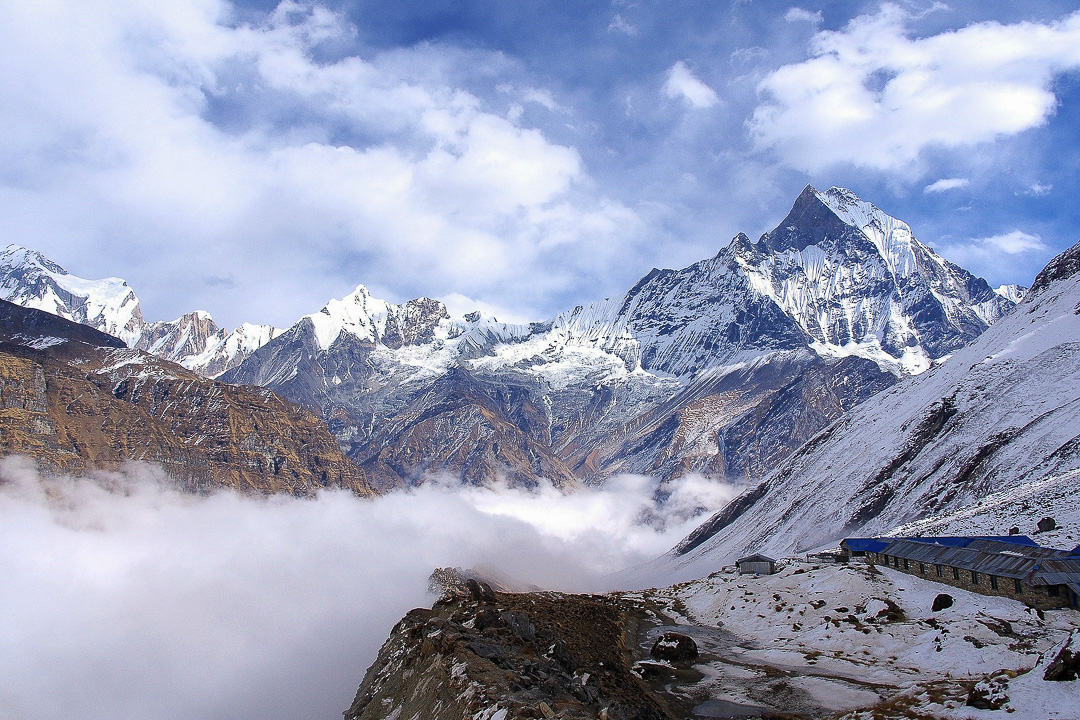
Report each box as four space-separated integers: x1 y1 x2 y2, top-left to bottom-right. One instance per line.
867 552 1071 611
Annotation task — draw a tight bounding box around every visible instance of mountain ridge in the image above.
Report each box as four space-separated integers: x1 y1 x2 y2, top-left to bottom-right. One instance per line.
3 186 1022 489
648 236 1080 584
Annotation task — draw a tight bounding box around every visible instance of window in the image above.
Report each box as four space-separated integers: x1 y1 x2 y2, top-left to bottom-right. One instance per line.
1014 578 1023 594
936 565 943 577
990 575 999 590
919 563 926 574
953 566 961 581
971 570 979 585
903 558 909 570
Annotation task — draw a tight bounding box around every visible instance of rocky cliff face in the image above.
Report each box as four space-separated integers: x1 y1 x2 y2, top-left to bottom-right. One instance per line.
344 581 677 720
654 238 1080 582
0 300 374 496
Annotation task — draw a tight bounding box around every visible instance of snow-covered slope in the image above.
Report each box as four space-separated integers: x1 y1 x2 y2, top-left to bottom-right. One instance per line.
1 244 144 345
658 238 1080 582
0 244 280 376
633 561 1080 719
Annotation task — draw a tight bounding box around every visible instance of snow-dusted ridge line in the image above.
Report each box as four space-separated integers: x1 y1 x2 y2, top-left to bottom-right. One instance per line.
0 243 283 377
2 186 1016 385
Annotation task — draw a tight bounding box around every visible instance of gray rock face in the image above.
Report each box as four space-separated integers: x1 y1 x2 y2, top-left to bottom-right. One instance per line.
343 588 676 720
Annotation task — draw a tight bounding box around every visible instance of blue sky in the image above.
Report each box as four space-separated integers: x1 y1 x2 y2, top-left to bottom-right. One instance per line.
2 0 1079 328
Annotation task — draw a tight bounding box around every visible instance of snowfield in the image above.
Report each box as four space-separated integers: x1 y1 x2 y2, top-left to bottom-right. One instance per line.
628 561 1080 719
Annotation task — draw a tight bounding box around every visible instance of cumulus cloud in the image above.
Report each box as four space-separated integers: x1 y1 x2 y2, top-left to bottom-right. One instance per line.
664 61 720 109
937 229 1048 280
923 177 970 193
784 8 823 24
0 456 735 720
0 0 641 329
608 14 639 37
750 6 1080 173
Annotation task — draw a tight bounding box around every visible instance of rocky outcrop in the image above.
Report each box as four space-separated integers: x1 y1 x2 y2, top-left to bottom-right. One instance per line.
344 585 676 720
0 300 374 496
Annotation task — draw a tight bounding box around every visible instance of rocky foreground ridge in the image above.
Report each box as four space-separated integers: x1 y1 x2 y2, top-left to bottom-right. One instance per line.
0 299 374 495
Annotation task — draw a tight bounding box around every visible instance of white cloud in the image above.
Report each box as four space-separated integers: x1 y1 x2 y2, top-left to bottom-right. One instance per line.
750 6 1080 173
937 229 1048 276
0 1 641 329
923 177 970 193
976 230 1047 254
1021 182 1053 196
0 456 735 720
784 8 823 24
608 14 639 36
663 61 720 109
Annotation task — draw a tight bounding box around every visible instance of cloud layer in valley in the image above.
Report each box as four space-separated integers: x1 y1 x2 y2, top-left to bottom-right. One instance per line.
0 456 735 720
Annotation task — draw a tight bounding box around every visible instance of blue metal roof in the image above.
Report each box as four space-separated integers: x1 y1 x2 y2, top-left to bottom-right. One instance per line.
1072 544 1080 556
841 538 890 553
907 535 1039 548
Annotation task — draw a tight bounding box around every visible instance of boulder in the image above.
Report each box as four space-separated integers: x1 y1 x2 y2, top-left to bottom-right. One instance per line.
966 673 1010 710
932 593 954 612
500 611 536 642
466 578 497 603
1037 517 1057 533
1043 632 1080 681
649 632 698 662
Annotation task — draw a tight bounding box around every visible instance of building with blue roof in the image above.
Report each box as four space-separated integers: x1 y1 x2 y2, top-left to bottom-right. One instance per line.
849 536 1080 611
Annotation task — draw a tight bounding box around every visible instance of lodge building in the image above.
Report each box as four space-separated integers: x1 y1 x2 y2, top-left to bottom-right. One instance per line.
846 536 1080 611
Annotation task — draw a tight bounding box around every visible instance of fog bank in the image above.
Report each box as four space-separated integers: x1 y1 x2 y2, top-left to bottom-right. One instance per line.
0 456 734 720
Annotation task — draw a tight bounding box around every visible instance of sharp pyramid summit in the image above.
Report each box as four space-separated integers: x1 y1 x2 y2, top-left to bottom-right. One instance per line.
556 184 1015 379
223 185 1019 488
0 244 282 376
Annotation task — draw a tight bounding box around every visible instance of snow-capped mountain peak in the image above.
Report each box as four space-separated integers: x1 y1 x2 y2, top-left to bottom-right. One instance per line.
305 284 452 352
1 243 144 346
0 244 280 376
815 185 920 277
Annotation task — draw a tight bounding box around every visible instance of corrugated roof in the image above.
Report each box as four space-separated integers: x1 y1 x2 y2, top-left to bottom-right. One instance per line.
880 539 1080 585
737 554 776 564
882 539 1039 579
1036 557 1080 586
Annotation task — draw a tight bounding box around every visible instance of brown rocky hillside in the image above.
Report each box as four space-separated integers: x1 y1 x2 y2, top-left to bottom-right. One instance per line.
0 299 374 496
